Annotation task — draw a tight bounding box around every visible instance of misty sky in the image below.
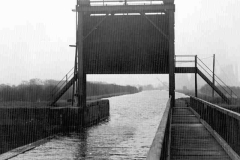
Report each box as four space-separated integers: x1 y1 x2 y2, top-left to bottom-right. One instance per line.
0 0 240 87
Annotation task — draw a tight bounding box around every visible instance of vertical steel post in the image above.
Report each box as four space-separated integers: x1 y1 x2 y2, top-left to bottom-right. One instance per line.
212 54 215 98
195 55 198 97
168 6 175 107
72 2 78 106
72 45 78 106
77 3 86 111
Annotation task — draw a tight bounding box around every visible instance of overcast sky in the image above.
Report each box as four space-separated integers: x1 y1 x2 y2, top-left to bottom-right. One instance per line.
0 0 240 87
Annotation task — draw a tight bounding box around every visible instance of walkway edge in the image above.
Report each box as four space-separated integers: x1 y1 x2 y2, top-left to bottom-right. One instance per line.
190 107 240 160
0 135 55 160
146 97 171 160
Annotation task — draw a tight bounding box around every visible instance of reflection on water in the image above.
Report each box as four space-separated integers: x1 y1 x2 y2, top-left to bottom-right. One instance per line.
11 90 187 159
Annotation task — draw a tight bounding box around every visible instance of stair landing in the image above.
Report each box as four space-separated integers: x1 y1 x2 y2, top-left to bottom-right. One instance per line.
170 100 231 160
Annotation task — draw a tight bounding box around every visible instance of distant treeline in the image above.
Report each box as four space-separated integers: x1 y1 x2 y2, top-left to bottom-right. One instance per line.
177 84 240 104
178 84 240 96
197 84 240 98
0 79 139 102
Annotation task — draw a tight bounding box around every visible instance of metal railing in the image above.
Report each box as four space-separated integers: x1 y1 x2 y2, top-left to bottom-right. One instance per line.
82 0 165 6
175 55 238 103
197 57 238 102
175 55 195 67
147 96 171 160
48 67 75 102
190 97 240 156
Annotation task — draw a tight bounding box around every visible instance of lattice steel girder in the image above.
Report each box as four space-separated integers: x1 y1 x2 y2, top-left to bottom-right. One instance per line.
75 4 175 13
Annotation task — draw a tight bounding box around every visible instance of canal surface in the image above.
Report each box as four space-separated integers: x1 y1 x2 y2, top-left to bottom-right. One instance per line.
11 90 187 160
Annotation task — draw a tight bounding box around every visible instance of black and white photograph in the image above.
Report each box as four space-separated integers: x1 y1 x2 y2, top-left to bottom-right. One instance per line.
0 0 240 159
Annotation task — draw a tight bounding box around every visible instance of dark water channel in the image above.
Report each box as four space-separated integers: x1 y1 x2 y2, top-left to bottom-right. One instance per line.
10 90 187 160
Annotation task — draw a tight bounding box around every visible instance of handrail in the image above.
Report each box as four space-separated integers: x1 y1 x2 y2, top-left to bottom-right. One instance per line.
197 58 237 96
89 0 165 3
90 0 164 1
197 63 232 97
198 57 236 94
147 96 171 160
85 0 166 6
191 96 240 120
51 72 75 96
51 67 74 94
175 55 238 101
50 72 74 97
190 97 240 156
175 55 195 67
48 67 75 101
49 74 77 106
197 59 238 98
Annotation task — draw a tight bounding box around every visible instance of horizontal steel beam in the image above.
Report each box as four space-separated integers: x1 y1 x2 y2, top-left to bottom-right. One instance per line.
175 60 195 63
175 67 196 73
175 55 196 57
76 4 175 13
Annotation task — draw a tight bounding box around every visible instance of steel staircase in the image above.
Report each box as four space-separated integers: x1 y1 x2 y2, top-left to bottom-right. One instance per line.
49 74 77 106
48 67 77 106
175 55 237 104
197 68 230 104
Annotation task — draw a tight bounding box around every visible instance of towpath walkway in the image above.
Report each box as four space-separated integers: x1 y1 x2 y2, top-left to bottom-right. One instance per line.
170 99 231 160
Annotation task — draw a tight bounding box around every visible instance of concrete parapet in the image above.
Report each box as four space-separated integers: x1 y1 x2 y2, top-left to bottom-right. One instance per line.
83 100 109 126
0 99 109 128
0 107 50 126
49 99 109 127
0 99 110 154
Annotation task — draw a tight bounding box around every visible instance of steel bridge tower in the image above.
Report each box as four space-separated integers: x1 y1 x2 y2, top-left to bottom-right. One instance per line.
75 0 175 107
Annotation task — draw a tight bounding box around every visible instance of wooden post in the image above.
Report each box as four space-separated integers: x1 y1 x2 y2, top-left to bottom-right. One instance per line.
168 7 175 107
195 55 198 97
212 54 215 98
77 3 86 110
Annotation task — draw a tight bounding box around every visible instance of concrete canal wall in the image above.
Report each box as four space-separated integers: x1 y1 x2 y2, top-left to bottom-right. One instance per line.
0 99 109 154
0 99 109 128
50 99 109 127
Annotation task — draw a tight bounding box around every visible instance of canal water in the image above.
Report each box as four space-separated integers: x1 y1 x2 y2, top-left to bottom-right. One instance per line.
11 90 187 160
